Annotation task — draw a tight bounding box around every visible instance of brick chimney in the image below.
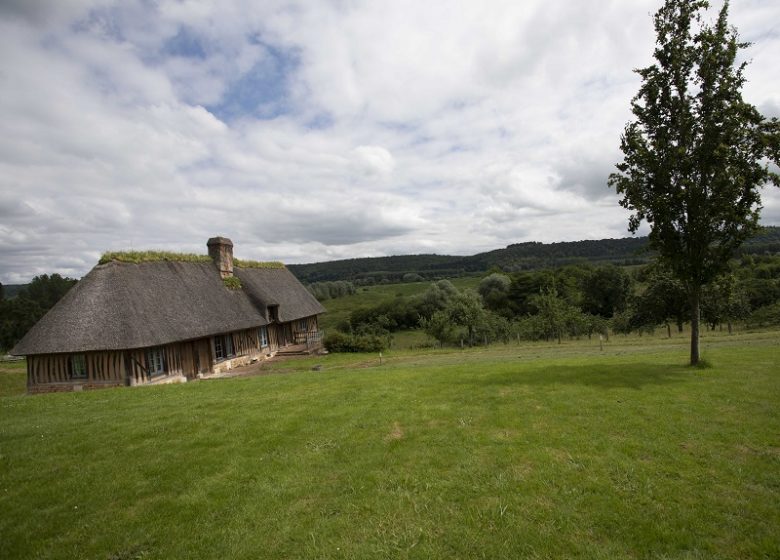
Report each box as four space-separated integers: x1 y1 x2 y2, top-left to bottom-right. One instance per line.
207 236 234 278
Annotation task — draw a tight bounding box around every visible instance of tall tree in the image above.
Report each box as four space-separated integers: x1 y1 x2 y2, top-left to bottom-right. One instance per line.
609 0 779 364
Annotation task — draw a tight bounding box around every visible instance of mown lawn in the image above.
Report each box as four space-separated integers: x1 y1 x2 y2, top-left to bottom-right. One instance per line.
0 334 778 559
0 360 26 398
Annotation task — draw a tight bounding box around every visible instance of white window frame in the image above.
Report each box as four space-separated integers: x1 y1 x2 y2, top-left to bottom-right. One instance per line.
70 354 87 379
258 326 269 348
214 334 236 362
214 336 225 361
146 348 165 376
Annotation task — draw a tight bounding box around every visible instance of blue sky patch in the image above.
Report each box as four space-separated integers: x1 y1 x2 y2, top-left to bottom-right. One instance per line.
163 26 207 59
208 42 300 121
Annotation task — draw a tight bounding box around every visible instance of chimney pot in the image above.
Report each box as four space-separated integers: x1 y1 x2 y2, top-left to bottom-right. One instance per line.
207 236 234 278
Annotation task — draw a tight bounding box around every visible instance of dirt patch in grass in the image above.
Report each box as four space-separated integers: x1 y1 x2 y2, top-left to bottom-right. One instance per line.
386 421 404 441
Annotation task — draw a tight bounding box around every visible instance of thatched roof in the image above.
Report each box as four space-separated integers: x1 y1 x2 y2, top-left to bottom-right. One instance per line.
236 266 324 323
12 260 325 356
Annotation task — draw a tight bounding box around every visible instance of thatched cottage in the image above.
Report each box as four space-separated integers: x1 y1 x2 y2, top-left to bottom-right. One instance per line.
11 237 326 393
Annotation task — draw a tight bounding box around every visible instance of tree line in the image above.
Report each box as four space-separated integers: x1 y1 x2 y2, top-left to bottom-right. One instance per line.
288 227 780 285
0 275 78 352
324 256 780 352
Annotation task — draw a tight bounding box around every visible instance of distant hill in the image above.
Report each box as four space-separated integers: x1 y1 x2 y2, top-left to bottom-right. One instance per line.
288 226 780 284
1 284 26 299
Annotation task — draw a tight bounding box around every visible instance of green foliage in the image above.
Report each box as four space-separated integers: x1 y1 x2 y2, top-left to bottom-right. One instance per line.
0 298 44 351
579 266 632 318
632 265 690 334
701 273 750 330
286 228 779 286
22 273 78 310
321 253 780 346
419 310 459 347
446 290 489 346
478 272 511 315
233 259 285 269
745 302 780 329
307 281 356 301
323 331 388 353
0 274 77 351
609 0 780 364
99 251 212 264
222 276 242 290
416 280 458 318
528 287 584 343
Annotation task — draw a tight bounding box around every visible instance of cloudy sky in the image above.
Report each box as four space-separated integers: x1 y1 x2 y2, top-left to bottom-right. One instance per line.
1 0 779 283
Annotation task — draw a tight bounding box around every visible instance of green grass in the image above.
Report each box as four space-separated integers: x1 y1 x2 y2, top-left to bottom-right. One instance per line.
98 252 285 268
222 276 243 290
319 276 481 332
1 334 779 559
0 360 26 398
233 259 285 269
99 251 213 264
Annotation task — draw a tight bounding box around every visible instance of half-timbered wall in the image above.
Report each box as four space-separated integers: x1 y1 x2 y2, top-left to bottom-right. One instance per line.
125 337 214 385
27 351 126 393
26 318 322 393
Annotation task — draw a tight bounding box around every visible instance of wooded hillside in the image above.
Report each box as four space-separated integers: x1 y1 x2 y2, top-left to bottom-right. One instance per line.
289 226 780 284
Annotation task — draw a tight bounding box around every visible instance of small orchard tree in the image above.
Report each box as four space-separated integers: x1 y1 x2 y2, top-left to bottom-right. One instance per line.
609 0 779 364
447 290 488 346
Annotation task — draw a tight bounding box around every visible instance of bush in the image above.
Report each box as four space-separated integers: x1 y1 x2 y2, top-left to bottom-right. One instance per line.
323 331 388 353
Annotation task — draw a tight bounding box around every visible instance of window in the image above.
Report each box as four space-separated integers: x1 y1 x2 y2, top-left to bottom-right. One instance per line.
70 354 87 379
146 348 165 376
214 336 225 360
214 334 235 361
258 326 269 348
298 319 308 332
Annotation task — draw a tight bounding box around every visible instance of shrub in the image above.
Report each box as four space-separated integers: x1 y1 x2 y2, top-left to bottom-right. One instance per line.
323 332 388 353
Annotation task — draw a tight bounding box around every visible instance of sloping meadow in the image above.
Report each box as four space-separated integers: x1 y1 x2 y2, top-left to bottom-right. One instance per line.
1 337 778 559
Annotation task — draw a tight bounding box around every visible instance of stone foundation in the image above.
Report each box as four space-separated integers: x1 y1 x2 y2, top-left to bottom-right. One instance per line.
210 350 272 374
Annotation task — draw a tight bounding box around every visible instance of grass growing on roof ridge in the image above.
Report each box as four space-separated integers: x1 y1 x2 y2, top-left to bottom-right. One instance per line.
0 337 778 559
233 258 285 269
97 252 285 268
99 251 212 264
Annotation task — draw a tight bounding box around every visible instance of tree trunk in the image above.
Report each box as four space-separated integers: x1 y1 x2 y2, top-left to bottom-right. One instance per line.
690 289 701 366
666 322 671 338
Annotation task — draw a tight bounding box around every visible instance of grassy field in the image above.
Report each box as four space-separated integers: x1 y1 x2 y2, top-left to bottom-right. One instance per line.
1 332 779 559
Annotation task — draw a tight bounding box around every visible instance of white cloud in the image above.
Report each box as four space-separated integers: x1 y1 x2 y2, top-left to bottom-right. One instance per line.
0 0 778 283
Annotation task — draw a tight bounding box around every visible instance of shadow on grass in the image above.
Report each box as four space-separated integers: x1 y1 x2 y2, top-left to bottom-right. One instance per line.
482 362 691 390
